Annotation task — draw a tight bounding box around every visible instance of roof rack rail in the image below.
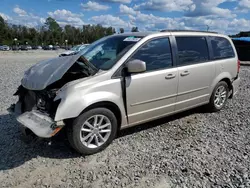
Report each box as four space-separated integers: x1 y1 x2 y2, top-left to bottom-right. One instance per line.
160 29 218 34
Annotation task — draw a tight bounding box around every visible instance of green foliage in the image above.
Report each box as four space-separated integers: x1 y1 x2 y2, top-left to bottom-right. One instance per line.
119 28 125 33
229 31 250 38
45 17 61 32
0 16 7 44
131 27 139 32
0 15 117 46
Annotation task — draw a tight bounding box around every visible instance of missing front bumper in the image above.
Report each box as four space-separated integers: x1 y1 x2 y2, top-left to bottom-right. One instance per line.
16 111 58 138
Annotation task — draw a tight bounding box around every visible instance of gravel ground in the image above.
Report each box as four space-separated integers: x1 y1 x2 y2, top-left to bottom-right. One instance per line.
0 52 250 188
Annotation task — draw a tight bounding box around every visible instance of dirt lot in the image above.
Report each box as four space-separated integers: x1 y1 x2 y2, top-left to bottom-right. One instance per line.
0 51 250 188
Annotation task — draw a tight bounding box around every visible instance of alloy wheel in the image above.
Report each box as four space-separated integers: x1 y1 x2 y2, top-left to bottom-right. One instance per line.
80 115 112 149
214 85 227 109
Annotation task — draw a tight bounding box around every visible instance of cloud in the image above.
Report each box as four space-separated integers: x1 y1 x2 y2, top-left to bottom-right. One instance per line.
5 6 44 27
11 14 45 27
99 0 131 3
90 14 133 28
48 9 82 19
185 0 236 18
133 0 236 18
0 13 13 21
134 0 194 12
120 4 137 15
235 0 250 13
81 1 110 11
238 0 250 8
120 5 182 30
1 1 250 35
4 7 85 28
13 6 27 16
48 9 84 26
118 4 250 34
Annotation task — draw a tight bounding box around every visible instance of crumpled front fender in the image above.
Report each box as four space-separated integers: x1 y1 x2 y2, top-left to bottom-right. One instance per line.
54 91 124 122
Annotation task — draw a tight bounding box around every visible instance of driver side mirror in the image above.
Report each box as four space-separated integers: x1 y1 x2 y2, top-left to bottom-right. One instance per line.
126 59 146 73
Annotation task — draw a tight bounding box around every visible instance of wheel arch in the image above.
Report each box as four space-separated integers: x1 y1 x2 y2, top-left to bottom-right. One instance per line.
210 73 233 99
220 78 233 98
81 101 122 131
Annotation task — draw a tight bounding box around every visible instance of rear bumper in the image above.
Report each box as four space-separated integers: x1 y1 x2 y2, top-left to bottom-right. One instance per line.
232 77 240 96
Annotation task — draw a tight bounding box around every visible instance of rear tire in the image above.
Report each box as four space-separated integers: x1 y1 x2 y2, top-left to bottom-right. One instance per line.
208 81 229 112
67 108 117 155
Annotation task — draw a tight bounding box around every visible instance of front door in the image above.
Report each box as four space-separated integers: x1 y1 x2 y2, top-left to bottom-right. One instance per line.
125 37 178 125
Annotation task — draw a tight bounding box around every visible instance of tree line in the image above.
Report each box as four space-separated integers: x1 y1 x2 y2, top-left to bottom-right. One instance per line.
229 31 250 38
0 15 140 46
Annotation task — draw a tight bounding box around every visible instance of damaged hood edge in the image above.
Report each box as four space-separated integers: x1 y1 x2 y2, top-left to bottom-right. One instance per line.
21 53 82 90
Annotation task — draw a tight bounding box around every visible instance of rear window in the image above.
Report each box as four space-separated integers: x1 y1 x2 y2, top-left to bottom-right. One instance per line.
210 36 235 60
176 36 209 66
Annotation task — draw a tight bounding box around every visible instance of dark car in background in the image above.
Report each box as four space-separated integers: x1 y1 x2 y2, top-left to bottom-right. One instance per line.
12 46 20 51
32 45 42 50
43 45 53 50
20 45 28 51
53 45 60 50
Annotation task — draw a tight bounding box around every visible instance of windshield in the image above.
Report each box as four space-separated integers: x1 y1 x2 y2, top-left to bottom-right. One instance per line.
80 35 143 70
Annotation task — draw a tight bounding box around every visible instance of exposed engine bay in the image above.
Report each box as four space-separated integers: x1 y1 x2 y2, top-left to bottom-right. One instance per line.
14 57 94 117
9 54 99 139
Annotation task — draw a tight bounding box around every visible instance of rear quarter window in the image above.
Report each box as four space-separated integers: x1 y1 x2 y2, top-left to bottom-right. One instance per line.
210 36 235 60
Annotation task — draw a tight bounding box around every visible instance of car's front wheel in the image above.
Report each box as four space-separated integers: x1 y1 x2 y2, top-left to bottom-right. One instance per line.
67 108 118 155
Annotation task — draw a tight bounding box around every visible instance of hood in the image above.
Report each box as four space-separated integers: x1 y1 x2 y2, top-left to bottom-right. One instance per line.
59 70 105 90
21 53 82 90
60 50 75 55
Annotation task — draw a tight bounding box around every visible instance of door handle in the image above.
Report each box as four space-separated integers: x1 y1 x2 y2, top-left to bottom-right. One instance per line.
180 71 190 76
165 74 176 79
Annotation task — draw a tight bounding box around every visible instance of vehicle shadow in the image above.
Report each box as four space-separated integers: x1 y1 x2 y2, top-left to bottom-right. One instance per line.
0 113 81 171
118 106 208 138
0 106 207 171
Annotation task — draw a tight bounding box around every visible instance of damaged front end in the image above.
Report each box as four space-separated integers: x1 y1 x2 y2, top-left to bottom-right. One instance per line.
9 54 97 140
10 85 63 138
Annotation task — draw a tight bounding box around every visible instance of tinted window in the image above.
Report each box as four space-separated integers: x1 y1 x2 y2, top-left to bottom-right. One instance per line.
176 37 209 66
130 38 172 72
210 36 235 60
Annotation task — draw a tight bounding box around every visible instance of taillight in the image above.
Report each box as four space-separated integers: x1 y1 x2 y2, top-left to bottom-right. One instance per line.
237 60 240 73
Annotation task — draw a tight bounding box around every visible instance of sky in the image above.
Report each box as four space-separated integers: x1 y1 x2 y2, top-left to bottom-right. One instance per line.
1 0 250 34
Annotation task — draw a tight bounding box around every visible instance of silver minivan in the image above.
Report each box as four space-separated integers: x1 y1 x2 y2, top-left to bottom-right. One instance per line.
10 31 240 154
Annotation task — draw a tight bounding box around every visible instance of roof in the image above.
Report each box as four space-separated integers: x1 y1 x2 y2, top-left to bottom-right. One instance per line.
232 37 250 42
115 30 220 37
160 29 218 34
114 32 155 37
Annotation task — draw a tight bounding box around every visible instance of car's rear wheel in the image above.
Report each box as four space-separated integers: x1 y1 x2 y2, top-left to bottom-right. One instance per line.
67 108 117 155
208 81 229 112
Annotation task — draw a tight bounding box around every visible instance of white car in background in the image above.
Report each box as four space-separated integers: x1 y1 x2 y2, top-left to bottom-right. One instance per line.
27 45 32 50
59 44 89 57
0 45 10 51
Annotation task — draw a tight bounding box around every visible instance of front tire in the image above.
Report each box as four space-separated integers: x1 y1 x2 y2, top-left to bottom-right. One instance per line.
208 81 229 112
67 108 117 155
